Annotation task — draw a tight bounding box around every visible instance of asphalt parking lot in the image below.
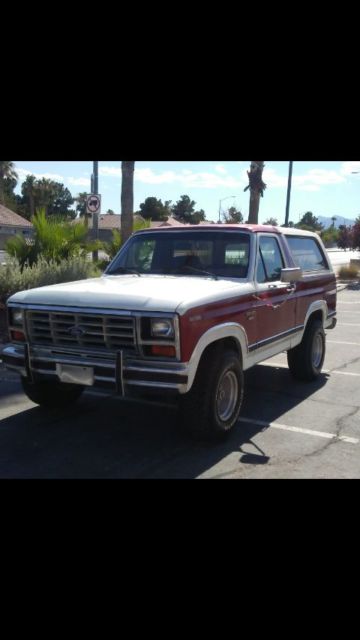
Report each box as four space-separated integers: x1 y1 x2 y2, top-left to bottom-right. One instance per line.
0 282 359 479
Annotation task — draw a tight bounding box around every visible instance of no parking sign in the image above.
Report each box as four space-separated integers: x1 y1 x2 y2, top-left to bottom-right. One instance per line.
86 194 101 215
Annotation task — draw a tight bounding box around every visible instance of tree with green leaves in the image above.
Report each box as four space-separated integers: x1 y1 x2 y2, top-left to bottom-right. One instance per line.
321 226 339 247
47 182 75 218
0 161 18 206
121 161 135 245
337 225 352 251
171 195 206 224
191 209 206 224
263 217 278 226
139 197 172 221
296 211 324 232
172 195 196 223
352 222 360 250
223 206 244 224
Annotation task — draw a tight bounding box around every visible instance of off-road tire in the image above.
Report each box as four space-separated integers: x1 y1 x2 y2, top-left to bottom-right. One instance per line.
287 319 325 381
21 377 84 408
178 345 244 440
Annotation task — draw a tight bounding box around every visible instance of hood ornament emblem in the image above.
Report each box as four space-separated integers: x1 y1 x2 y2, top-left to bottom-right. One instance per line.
68 325 86 338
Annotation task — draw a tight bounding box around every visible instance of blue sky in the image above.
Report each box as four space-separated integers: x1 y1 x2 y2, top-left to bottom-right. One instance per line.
12 160 360 224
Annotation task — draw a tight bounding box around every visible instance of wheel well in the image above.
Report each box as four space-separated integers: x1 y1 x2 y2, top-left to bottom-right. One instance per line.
306 310 323 329
199 337 243 367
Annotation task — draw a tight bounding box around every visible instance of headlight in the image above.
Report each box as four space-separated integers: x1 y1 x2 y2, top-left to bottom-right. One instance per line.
150 318 174 338
10 308 24 326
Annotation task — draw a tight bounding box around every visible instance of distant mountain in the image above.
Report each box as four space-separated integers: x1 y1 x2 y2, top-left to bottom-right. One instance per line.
317 215 355 229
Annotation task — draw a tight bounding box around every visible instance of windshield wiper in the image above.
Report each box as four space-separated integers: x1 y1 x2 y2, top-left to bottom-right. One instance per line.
107 266 142 277
170 265 218 280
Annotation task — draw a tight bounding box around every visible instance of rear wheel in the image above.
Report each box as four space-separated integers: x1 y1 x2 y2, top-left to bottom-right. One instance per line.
287 319 325 381
21 377 84 408
179 345 244 440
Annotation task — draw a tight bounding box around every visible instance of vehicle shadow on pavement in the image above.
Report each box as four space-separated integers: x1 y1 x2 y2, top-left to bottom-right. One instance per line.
0 364 329 478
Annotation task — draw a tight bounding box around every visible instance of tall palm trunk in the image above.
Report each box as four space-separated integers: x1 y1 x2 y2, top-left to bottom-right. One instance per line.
245 161 266 224
121 161 135 245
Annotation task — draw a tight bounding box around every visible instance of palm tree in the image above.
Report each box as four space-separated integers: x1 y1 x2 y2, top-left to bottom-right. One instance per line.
121 161 135 245
0 161 18 205
21 174 37 218
244 161 266 224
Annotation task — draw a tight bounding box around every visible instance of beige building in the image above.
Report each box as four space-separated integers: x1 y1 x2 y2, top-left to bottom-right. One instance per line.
0 204 33 250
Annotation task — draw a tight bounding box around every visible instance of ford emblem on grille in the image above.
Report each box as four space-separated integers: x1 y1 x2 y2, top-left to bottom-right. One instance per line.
68 325 86 337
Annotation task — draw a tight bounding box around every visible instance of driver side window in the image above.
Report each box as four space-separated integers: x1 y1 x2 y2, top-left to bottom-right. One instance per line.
256 236 284 282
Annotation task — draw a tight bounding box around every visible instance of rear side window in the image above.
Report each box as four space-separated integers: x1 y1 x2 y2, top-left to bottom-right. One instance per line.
286 236 328 272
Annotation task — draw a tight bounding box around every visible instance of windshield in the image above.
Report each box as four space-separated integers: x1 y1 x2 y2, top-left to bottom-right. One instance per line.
105 231 251 279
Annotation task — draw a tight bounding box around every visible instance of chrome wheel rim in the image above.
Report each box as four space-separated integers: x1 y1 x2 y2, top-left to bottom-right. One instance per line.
216 370 238 422
312 332 323 369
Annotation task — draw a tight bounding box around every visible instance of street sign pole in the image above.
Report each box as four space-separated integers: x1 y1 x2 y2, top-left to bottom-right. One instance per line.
92 161 99 261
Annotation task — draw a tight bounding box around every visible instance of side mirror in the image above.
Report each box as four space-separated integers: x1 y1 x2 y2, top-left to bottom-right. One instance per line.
281 267 302 283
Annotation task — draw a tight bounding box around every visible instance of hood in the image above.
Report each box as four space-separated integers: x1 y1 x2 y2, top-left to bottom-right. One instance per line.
8 274 254 315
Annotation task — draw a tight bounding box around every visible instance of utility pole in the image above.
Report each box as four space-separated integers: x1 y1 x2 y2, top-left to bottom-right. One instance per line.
284 161 293 227
92 161 99 261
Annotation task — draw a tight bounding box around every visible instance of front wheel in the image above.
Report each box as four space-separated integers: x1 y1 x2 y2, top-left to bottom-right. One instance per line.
179 346 244 440
287 319 325 381
21 377 84 408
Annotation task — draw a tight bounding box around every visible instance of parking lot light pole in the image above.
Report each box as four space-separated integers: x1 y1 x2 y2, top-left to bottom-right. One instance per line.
218 196 236 223
284 161 293 227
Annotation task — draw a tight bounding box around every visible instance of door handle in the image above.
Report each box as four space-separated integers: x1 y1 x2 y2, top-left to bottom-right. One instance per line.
286 284 296 293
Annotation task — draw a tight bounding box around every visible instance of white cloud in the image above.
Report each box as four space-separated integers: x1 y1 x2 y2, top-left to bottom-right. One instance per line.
262 168 288 188
16 167 64 182
261 166 345 191
134 167 246 189
296 184 320 192
294 169 345 189
340 161 360 175
67 177 90 186
99 166 122 177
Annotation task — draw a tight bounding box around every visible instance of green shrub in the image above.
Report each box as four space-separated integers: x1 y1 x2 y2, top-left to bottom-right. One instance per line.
5 209 93 269
0 257 100 306
338 264 360 280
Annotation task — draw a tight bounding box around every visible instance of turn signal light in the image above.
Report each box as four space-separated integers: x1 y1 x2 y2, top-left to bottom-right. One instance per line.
150 345 176 357
11 330 25 342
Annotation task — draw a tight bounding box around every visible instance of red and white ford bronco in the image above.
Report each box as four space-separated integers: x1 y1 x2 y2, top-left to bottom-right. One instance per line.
2 224 337 439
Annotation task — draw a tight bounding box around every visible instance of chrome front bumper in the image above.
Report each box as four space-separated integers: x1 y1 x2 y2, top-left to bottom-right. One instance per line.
1 343 189 395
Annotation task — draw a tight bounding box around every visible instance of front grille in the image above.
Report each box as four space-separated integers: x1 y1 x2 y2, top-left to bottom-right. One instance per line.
26 310 136 351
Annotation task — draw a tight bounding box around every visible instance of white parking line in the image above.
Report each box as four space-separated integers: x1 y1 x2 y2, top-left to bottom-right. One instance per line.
337 323 360 327
262 362 360 377
238 417 359 444
327 340 360 346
